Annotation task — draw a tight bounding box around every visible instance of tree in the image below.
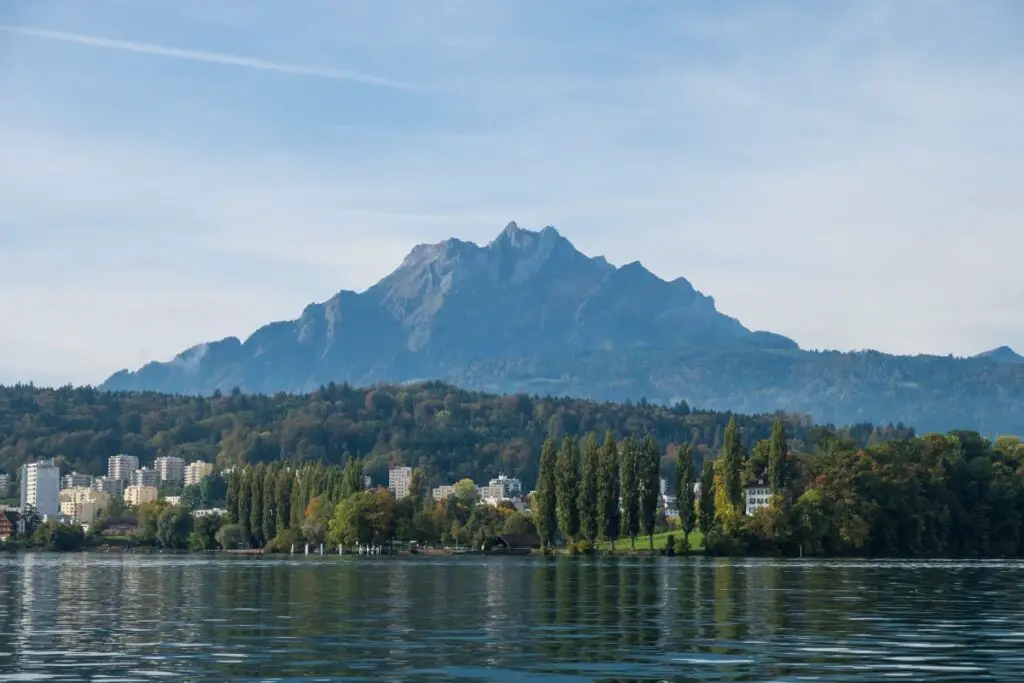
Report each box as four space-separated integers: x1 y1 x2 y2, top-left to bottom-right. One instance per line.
503 511 537 536
249 464 265 547
768 417 788 496
597 430 622 551
215 523 245 550
535 436 559 550
341 458 363 499
698 458 716 545
262 465 277 544
43 523 85 552
639 433 661 551
620 436 640 550
675 444 696 550
189 514 223 550
578 432 600 543
157 506 194 550
556 435 581 542
274 468 293 536
20 505 41 539
453 478 477 504
721 417 744 517
328 490 397 547
301 496 330 545
180 484 203 510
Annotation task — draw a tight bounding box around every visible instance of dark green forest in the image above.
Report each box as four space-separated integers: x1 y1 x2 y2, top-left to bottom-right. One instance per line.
0 382 914 489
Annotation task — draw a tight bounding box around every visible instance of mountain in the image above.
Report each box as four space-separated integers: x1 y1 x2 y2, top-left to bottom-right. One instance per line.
102 223 1024 435
975 346 1024 365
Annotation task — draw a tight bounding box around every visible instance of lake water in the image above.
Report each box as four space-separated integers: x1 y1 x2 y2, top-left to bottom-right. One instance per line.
1 555 1023 681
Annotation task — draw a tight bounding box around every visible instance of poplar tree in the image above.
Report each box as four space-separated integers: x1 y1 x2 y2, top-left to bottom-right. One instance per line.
721 417 744 516
675 444 696 550
768 417 788 496
556 435 581 543
698 458 716 544
341 458 364 499
620 436 640 550
578 432 600 544
639 433 661 551
536 436 559 550
274 467 292 535
250 464 265 547
597 429 621 552
238 467 252 545
262 465 277 543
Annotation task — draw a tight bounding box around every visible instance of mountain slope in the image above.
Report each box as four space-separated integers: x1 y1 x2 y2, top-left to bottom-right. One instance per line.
102 223 1024 434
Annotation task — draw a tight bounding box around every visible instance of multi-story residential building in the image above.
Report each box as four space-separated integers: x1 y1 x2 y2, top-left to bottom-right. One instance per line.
93 476 124 498
130 467 160 488
155 456 185 484
432 484 456 501
184 461 214 487
388 466 412 500
477 483 504 504
363 475 372 490
108 454 139 482
488 474 523 500
61 472 94 490
59 487 111 524
123 485 159 507
744 477 771 516
0 473 10 496
163 496 181 506
19 460 61 517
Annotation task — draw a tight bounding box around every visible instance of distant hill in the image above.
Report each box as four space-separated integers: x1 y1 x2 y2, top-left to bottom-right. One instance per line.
102 223 1024 435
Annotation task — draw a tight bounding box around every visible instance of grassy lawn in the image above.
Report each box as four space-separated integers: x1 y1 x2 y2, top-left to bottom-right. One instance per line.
599 530 704 552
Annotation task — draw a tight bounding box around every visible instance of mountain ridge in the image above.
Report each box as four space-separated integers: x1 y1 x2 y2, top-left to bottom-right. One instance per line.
102 223 1024 434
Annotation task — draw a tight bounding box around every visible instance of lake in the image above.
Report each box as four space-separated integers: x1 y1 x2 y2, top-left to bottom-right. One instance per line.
1 554 1022 681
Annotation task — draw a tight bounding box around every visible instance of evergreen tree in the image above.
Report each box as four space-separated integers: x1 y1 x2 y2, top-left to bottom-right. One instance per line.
274 467 292 537
250 464 265 547
226 470 241 524
698 458 716 545
290 468 307 529
536 436 559 550
639 433 661 551
238 467 252 545
262 465 277 543
341 458 363 499
597 429 621 551
620 436 640 550
556 435 581 543
675 444 696 549
721 417 744 516
578 432 600 544
768 417 788 495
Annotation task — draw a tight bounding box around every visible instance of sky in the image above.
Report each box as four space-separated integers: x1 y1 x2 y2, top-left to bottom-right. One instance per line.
0 0 1022 386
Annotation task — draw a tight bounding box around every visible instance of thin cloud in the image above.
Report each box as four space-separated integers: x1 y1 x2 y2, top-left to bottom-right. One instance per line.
0 25 426 91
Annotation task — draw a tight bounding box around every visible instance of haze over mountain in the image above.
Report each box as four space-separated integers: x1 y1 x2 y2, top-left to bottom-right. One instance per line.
102 224 1024 435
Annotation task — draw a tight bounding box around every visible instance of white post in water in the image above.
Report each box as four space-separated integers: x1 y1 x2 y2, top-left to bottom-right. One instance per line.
338 544 342 555
319 543 324 555
290 543 294 555
305 543 309 556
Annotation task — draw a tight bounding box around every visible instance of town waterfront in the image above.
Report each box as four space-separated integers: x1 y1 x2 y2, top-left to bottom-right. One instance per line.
1 555 1023 681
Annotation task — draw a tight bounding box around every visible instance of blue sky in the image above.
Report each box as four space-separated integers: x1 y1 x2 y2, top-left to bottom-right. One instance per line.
1 0 1022 386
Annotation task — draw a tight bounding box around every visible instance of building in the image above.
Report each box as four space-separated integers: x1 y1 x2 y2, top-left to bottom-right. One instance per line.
0 511 13 540
108 454 139 482
130 467 160 488
93 476 124 498
744 477 772 516
61 472 94 490
363 475 372 490
388 466 413 500
432 484 456 501
19 460 61 517
163 496 181 506
192 508 226 518
477 483 504 505
0 473 10 496
59 487 111 524
155 456 185 484
184 461 214 487
488 474 523 500
123 485 159 507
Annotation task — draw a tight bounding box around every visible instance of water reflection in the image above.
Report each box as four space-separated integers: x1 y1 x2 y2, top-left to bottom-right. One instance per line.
1 556 1024 680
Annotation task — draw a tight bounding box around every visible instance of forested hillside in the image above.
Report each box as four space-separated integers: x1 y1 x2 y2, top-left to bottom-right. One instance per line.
0 382 914 488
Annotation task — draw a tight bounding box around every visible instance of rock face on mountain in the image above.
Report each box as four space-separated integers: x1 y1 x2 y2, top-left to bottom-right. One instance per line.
105 223 774 393
103 223 1024 434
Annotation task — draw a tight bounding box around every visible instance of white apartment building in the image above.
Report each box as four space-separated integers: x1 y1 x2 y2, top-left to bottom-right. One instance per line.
130 467 160 488
0 473 9 495
184 461 214 487
19 460 61 517
108 454 139 482
59 487 111 524
432 485 456 501
388 466 413 500
488 474 523 499
124 485 159 507
155 456 185 484
61 471 93 490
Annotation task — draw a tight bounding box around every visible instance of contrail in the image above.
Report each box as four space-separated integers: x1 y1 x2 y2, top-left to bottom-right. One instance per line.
0 25 424 91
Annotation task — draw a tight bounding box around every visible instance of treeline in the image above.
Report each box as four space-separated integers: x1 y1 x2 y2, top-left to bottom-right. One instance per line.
0 383 914 490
